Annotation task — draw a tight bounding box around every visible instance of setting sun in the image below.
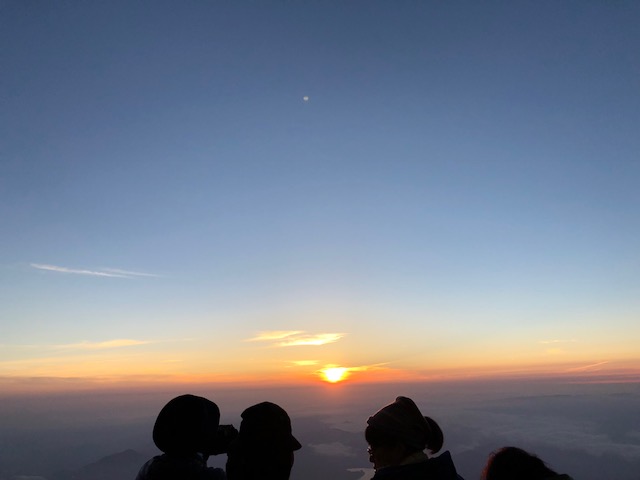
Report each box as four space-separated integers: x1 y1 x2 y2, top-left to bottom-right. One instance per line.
321 367 348 383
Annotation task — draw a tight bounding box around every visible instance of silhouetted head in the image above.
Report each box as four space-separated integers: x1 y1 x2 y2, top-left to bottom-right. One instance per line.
365 396 444 470
226 401 301 480
482 446 559 480
152 394 221 456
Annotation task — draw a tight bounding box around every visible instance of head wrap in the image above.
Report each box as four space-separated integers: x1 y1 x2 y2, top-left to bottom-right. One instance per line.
153 394 221 454
367 396 432 451
234 401 301 451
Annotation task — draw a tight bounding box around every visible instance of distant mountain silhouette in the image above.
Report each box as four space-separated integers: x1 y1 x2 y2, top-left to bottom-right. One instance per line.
67 449 146 480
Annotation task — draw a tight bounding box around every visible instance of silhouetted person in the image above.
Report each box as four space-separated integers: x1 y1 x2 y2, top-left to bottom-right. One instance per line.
482 446 574 480
365 396 463 480
226 401 301 480
136 394 232 480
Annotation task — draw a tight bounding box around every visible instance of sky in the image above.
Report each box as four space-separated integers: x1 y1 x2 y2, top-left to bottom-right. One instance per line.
1 1 639 391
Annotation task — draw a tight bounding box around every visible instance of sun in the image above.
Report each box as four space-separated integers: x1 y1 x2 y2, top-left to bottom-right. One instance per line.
321 367 348 383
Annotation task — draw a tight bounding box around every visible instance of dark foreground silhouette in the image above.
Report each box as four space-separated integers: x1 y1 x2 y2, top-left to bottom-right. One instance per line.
365 396 464 480
131 393 576 480
226 401 302 480
135 395 301 480
482 446 574 480
135 394 229 480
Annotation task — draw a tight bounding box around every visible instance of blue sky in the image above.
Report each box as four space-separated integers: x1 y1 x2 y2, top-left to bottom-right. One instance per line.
1 1 639 385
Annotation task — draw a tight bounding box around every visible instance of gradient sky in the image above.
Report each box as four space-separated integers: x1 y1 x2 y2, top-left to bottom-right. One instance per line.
1 1 639 389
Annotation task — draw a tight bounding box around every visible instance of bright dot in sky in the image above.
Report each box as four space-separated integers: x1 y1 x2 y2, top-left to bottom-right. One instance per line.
303 95 309 102
321 367 348 383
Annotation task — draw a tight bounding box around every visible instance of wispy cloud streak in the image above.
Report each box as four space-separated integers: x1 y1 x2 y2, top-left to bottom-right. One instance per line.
291 360 319 366
316 362 391 382
565 361 610 372
278 333 344 347
3 339 152 352
102 268 161 278
247 331 303 342
31 263 158 279
248 331 345 347
539 339 578 344
31 263 126 277
55 339 151 350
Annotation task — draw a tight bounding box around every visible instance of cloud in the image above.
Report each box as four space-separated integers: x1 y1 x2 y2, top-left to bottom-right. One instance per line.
319 362 388 375
247 331 345 347
291 360 319 366
308 442 356 457
347 363 388 372
628 430 640 441
247 331 303 342
54 339 151 350
539 339 578 344
30 263 158 279
315 362 391 383
564 361 610 372
101 268 161 277
2 339 152 352
459 400 640 462
31 264 126 277
278 333 344 347
545 348 566 355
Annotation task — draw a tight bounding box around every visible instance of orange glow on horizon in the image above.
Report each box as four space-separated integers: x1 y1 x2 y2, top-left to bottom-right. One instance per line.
2 357 640 395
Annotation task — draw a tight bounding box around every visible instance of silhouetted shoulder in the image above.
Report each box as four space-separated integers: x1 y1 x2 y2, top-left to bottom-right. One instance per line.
481 446 572 480
136 454 225 480
371 451 463 480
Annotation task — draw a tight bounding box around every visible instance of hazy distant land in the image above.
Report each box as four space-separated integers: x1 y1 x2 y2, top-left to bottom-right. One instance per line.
1 379 639 480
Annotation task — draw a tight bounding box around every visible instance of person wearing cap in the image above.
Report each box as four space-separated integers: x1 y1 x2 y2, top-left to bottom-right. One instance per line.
365 396 464 480
481 446 574 480
226 401 302 480
136 394 229 480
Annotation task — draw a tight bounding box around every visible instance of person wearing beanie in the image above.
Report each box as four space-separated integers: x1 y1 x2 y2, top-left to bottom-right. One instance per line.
481 446 574 480
226 401 302 480
136 394 231 480
365 396 464 480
